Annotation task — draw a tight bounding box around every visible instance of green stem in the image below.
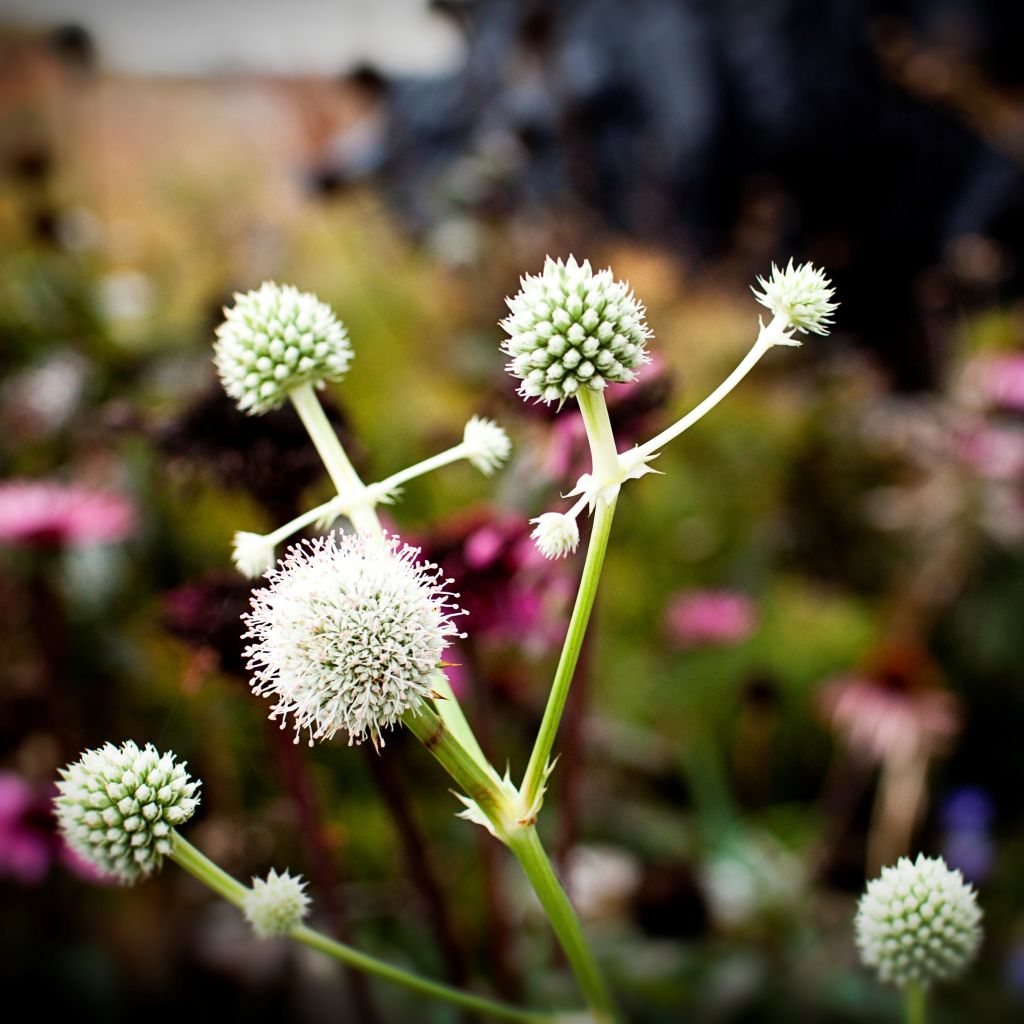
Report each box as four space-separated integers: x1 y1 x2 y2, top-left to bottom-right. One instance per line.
904 982 927 1024
431 670 490 769
507 827 618 1023
374 442 470 494
520 496 617 812
576 387 620 481
169 834 554 1024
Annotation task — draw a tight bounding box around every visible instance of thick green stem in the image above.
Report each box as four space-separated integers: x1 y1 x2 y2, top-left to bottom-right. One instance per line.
169 834 554 1024
520 497 617 812
508 827 618 1023
431 670 490 768
904 982 927 1024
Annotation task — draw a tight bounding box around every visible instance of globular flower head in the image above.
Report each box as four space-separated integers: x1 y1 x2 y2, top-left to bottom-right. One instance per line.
501 256 651 405
462 416 512 475
214 282 353 415
232 530 276 579
244 532 465 747
243 868 310 937
530 512 580 560
855 854 982 989
752 259 838 337
54 741 200 884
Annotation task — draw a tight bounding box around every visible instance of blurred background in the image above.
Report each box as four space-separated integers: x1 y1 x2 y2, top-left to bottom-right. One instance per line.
2 1 1024 1020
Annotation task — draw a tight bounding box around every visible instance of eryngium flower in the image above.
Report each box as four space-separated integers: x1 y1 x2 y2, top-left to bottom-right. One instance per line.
501 256 651 404
244 532 464 747
54 741 200 884
530 512 580 559
752 260 838 336
214 282 353 415
243 868 310 937
463 416 512 475
855 854 982 988
232 530 276 579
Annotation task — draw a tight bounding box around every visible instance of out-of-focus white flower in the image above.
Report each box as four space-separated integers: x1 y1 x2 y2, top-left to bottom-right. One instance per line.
243 868 310 938
462 416 512 475
530 512 580 560
232 530 276 578
752 260 838 338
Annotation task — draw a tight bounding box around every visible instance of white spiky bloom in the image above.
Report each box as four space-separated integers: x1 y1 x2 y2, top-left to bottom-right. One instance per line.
54 741 200 884
530 512 580 559
214 282 353 415
752 260 838 338
462 416 512 475
500 256 651 404
243 868 310 938
232 530 276 578
243 532 465 747
855 854 982 989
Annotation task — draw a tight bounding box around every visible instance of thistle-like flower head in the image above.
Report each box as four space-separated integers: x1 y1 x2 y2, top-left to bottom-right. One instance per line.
232 530 276 579
752 259 838 337
243 532 465 747
54 741 201 884
501 256 651 404
530 512 580 560
243 868 310 937
462 416 512 475
855 854 982 989
214 282 353 415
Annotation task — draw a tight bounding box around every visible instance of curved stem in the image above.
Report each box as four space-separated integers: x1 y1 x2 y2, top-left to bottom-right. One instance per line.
507 827 618 1023
169 833 555 1024
576 388 620 481
521 497 617 812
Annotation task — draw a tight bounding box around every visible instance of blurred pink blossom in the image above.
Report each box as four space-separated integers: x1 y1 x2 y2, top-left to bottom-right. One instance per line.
664 589 757 649
0 480 135 547
978 353 1024 412
956 425 1024 481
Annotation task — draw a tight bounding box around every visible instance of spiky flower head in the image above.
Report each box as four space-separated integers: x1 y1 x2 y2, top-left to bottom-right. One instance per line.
54 741 200 884
855 854 982 989
214 282 353 415
752 259 838 337
232 530 276 579
530 512 580 560
463 416 512 475
243 868 310 938
244 532 465 747
501 256 651 404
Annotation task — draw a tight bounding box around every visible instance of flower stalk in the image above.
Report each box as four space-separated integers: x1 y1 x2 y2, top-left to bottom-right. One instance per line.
904 982 927 1024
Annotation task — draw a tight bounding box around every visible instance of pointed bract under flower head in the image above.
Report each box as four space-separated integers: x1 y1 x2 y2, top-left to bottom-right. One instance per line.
752 260 838 336
855 854 982 989
214 282 353 415
232 530 276 579
243 868 310 937
54 741 200 884
462 416 512 475
243 532 465 747
501 256 651 405
530 512 580 559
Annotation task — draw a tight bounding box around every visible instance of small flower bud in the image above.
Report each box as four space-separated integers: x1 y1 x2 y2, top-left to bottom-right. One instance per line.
244 532 465 747
855 854 982 989
243 868 310 938
214 282 353 415
752 260 838 337
55 741 201 884
501 256 651 404
462 416 512 475
232 530 276 578
530 512 580 559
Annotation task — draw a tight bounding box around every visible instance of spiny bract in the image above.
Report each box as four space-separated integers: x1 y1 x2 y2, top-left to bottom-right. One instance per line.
500 256 651 404
752 259 838 337
55 740 201 884
243 868 310 938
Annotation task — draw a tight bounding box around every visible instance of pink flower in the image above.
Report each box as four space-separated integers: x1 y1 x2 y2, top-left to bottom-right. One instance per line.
664 589 757 649
975 353 1024 412
957 425 1024 481
0 480 135 547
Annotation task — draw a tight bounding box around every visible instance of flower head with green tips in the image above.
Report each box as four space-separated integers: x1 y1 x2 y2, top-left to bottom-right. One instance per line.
501 256 651 404
752 259 838 337
855 854 982 989
214 282 353 415
244 868 310 937
462 416 512 475
55 740 201 884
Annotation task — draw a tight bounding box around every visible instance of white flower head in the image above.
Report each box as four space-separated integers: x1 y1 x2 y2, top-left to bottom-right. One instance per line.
243 868 310 938
232 530 276 578
214 282 353 415
55 740 201 884
243 532 465 748
855 854 982 989
462 416 512 475
500 256 652 405
530 512 580 559
752 259 838 337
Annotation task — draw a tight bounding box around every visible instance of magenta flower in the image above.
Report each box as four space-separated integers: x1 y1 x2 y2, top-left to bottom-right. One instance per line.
0 480 135 547
664 589 757 649
977 353 1024 412
956 425 1024 481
